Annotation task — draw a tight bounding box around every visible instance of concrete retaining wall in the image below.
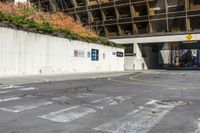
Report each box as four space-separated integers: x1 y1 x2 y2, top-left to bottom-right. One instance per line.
0 27 124 76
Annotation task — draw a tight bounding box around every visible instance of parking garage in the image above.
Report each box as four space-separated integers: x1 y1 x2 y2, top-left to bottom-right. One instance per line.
141 42 200 69
111 34 200 70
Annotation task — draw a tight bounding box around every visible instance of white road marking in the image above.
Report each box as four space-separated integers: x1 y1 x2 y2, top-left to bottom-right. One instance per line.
179 73 185 75
18 87 38 91
76 93 95 98
91 96 131 109
2 85 22 89
51 96 71 101
154 72 161 74
170 73 177 75
162 72 168 74
39 106 96 123
91 97 111 104
0 90 14 94
168 87 188 90
115 96 131 101
194 118 200 133
168 88 177 90
0 87 37 94
145 99 159 105
23 95 38 98
0 101 53 113
95 99 185 133
0 97 22 102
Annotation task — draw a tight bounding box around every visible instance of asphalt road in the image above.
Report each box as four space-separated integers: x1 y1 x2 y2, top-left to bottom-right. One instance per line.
0 70 200 133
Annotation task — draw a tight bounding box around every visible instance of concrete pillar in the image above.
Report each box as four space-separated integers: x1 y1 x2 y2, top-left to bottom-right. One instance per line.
159 43 171 68
124 44 134 70
134 43 142 59
133 43 145 70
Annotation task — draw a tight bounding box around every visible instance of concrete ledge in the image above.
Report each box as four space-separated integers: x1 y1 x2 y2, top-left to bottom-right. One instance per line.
0 71 132 86
110 33 200 44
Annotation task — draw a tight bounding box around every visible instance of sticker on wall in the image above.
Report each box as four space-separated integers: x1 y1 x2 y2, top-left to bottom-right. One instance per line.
186 34 193 41
79 51 85 57
74 50 85 57
103 53 106 59
116 51 124 57
91 49 99 61
87 51 91 58
74 50 78 57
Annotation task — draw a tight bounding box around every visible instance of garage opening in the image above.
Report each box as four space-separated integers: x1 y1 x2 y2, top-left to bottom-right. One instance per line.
140 42 200 70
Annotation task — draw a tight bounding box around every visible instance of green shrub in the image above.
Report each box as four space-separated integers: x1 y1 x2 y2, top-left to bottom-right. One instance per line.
64 29 79 40
36 22 53 34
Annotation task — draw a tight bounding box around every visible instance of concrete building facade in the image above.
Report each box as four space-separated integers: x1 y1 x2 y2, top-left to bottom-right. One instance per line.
28 0 200 38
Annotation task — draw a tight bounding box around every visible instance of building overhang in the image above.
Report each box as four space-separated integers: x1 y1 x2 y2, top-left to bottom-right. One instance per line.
110 33 200 44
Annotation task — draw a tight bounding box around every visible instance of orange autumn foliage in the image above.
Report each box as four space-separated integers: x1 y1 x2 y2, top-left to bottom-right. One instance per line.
49 12 97 38
0 2 98 38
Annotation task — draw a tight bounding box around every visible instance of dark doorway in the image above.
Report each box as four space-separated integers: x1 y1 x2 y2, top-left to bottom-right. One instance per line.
157 42 200 69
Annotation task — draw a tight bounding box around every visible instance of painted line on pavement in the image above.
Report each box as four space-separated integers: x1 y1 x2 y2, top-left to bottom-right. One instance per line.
39 106 96 123
2 85 22 89
0 90 15 94
108 77 169 88
76 93 95 98
127 74 200 89
91 96 131 110
0 97 22 102
170 73 177 75
40 96 131 123
0 101 53 113
154 72 161 74
0 87 38 94
91 97 111 104
193 118 200 133
18 87 38 91
95 99 185 133
51 96 71 101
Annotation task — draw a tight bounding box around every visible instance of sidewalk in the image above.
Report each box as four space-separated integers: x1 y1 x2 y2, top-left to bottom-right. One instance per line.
0 71 132 86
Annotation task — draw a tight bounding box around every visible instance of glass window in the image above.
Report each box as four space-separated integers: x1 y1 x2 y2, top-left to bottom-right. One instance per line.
168 18 186 32
189 16 200 31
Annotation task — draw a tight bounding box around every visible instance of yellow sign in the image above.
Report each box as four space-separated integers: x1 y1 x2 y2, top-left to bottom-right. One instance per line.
186 34 193 41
